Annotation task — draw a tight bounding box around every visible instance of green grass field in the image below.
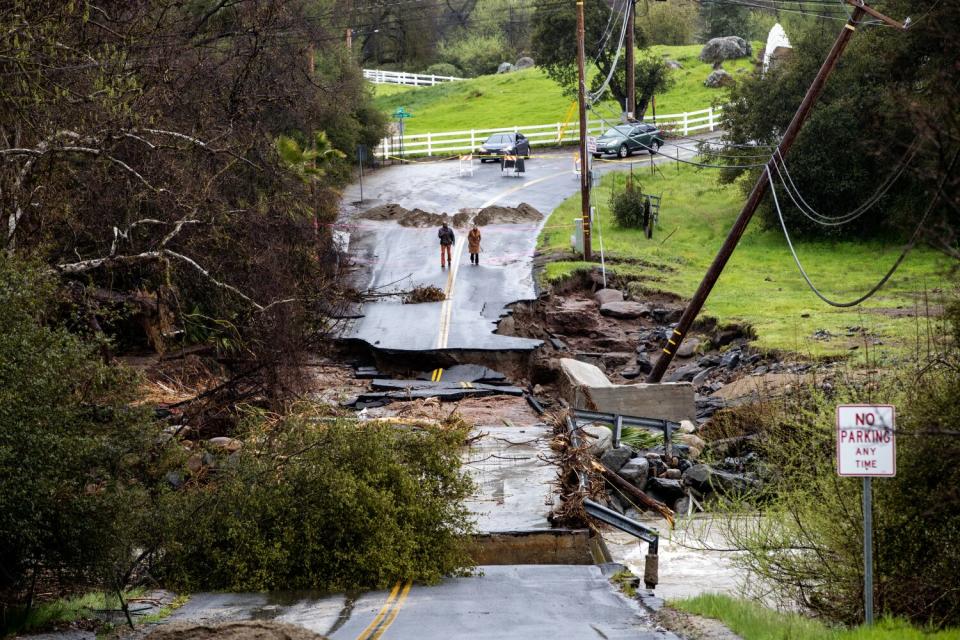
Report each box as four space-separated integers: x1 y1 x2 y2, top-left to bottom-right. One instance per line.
539 164 950 360
672 594 960 640
372 44 758 134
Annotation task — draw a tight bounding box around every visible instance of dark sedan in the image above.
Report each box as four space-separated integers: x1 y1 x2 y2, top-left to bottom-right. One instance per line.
593 123 663 159
476 132 531 162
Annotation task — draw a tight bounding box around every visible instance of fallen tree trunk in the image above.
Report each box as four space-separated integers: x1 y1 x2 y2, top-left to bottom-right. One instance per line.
597 461 675 525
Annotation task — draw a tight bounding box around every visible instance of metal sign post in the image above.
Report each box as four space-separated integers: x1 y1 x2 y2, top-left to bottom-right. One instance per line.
836 404 896 626
392 107 413 163
357 144 366 202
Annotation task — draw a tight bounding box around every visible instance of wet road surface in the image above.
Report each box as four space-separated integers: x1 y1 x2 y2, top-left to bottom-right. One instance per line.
340 144 706 353
158 565 678 640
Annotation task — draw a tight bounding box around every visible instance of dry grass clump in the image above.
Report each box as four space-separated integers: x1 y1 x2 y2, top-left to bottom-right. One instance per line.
404 285 446 303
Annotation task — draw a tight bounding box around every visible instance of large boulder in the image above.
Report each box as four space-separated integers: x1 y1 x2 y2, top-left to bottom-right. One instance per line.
594 288 624 306
600 445 634 472
665 363 702 383
699 36 752 64
705 69 735 88
497 62 515 74
599 301 650 319
675 338 700 358
581 424 613 455
646 477 685 503
619 457 649 487
515 56 535 70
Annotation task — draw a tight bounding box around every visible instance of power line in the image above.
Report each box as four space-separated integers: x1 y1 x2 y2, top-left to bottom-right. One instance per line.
771 144 921 227
767 148 957 308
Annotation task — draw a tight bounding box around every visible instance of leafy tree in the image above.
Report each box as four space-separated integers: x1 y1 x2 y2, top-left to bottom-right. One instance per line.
640 1 699 46
0 0 386 406
699 2 752 40
717 0 959 241
438 33 508 77
531 0 668 113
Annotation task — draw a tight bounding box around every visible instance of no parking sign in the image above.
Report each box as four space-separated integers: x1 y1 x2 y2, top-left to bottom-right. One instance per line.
836 405 896 476
836 403 896 626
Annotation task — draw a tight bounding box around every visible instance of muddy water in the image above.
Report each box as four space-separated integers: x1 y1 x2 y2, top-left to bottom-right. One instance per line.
603 514 752 601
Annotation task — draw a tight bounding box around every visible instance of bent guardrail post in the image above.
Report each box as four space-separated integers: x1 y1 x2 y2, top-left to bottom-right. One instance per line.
567 415 660 589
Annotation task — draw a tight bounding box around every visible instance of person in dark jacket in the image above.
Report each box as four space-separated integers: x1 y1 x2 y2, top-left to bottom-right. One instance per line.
438 222 455 268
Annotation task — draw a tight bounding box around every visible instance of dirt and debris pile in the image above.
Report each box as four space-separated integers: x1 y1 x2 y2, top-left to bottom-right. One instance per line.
473 202 542 225
359 203 540 228
357 203 412 221
404 284 446 304
146 621 328 640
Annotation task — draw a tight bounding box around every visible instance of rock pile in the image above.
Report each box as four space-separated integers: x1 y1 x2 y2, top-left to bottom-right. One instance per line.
583 419 762 518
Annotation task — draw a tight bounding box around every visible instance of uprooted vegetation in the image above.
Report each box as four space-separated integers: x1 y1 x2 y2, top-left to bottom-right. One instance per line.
405 285 448 303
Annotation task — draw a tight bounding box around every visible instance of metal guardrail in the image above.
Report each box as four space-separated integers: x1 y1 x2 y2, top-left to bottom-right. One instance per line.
573 409 680 456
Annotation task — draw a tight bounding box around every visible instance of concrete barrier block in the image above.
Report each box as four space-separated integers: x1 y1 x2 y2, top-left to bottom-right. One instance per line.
559 357 696 422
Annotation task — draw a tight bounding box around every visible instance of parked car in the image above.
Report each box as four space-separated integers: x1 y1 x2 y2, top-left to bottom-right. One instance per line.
476 132 531 162
593 123 663 159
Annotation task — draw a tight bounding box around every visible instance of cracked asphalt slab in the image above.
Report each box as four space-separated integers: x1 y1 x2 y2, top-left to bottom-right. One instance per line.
153 566 679 640
339 143 707 353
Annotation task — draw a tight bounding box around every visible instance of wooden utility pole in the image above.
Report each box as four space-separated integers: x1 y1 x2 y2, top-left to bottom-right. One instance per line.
576 0 592 260
625 0 636 120
647 1 906 383
345 28 352 49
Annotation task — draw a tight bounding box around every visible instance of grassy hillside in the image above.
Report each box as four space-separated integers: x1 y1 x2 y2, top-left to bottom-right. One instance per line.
372 44 758 134
539 164 949 360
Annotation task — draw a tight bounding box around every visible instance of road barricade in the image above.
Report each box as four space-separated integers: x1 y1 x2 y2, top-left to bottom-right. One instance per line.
458 154 474 177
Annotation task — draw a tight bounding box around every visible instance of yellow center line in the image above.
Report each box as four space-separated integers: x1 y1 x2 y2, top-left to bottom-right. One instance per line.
369 580 413 640
355 581 402 640
434 169 570 350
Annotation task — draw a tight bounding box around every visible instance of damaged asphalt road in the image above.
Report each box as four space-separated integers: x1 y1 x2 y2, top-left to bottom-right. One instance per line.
339 144 706 354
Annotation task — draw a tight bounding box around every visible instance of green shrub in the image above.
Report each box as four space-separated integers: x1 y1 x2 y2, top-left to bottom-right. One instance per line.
423 62 462 77
438 34 507 77
158 410 476 592
0 257 159 609
610 183 651 229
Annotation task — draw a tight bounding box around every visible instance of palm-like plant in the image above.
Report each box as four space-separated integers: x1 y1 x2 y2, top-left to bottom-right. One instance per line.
275 131 345 181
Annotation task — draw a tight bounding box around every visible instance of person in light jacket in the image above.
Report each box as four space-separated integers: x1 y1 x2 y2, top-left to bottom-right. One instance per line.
438 222 455 268
467 224 482 265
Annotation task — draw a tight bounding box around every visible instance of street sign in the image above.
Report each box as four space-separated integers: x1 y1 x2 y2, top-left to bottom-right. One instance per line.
836 404 896 477
587 136 597 153
392 107 413 119
836 403 895 627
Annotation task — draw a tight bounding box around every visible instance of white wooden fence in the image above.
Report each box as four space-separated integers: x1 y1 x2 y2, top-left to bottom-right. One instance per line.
376 106 723 158
363 68 463 86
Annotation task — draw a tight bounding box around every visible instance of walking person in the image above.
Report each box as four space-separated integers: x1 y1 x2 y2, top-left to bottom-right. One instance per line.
438 221 455 268
467 224 482 265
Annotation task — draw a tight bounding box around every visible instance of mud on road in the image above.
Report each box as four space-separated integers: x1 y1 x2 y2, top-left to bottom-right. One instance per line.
358 202 542 228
